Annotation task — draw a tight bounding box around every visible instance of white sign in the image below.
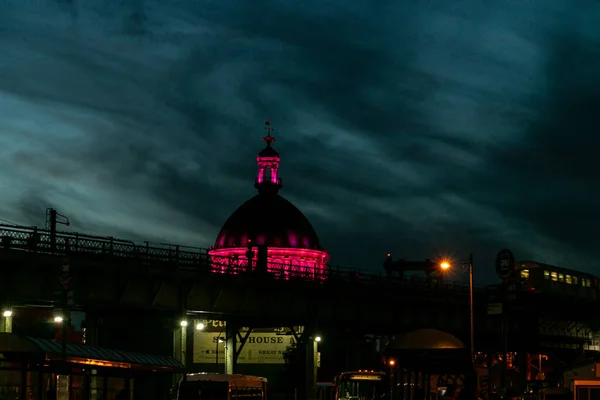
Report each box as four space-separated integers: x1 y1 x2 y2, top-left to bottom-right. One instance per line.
193 329 297 364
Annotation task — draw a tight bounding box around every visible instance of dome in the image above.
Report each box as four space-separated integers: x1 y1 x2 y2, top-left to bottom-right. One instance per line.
258 146 279 158
212 193 323 251
390 329 465 350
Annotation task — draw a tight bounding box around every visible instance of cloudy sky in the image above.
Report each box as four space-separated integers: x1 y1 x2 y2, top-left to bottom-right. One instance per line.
0 0 598 282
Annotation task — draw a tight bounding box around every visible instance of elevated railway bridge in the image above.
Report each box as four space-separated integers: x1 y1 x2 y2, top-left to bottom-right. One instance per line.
0 224 598 385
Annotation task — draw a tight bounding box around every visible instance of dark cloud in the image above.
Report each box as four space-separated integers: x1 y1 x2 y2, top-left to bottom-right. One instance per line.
0 0 599 281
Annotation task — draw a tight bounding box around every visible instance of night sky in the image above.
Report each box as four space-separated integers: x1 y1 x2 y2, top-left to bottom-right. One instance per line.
0 1 599 282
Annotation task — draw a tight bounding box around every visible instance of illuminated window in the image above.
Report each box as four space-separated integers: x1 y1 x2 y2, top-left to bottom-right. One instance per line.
566 275 572 284
572 276 578 285
581 278 591 287
551 272 558 282
558 273 564 282
521 269 530 279
544 270 550 279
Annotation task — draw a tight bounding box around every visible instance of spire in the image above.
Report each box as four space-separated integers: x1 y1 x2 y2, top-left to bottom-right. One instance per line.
255 120 282 195
263 120 276 147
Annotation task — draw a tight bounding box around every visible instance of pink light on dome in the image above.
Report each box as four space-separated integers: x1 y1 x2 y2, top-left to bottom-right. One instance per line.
256 157 281 185
210 121 329 281
208 246 330 281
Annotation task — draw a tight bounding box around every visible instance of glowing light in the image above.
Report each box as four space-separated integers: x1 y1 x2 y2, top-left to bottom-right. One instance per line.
196 322 205 330
218 338 224 343
54 316 64 323
209 246 330 281
256 157 281 186
57 357 131 369
348 374 384 381
180 320 188 327
440 261 451 270
314 336 322 342
2 310 12 317
389 359 396 366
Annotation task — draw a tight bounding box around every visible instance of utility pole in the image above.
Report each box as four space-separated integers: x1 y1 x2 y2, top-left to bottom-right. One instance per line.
60 257 72 366
469 253 474 357
46 208 70 253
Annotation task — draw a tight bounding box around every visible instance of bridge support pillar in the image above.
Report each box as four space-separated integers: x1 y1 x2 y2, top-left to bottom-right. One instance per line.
345 333 362 370
173 324 187 368
224 322 237 374
303 329 318 400
83 313 99 345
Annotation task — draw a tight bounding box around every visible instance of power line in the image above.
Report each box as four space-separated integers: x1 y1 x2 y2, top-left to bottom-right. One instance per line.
0 217 21 226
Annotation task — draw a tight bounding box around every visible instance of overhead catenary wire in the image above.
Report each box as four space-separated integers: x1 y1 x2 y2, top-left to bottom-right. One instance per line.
0 217 21 226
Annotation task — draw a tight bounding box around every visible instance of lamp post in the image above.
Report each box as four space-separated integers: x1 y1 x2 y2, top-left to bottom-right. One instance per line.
388 359 396 399
439 254 474 357
215 333 224 372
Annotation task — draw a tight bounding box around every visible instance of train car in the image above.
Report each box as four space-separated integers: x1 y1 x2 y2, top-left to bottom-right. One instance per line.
518 261 598 301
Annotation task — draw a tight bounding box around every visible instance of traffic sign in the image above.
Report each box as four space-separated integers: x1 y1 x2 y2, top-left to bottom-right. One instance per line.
495 249 515 280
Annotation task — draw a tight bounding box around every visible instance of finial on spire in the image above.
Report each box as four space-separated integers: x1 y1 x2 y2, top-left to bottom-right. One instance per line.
263 120 276 147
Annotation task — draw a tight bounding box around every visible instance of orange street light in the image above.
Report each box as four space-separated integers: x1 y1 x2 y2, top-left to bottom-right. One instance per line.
440 255 475 358
388 359 396 366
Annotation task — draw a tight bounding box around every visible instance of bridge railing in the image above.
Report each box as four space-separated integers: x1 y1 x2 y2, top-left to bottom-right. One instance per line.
0 224 210 265
0 224 480 292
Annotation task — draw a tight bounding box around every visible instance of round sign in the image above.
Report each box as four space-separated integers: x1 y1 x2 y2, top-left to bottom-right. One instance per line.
495 249 515 280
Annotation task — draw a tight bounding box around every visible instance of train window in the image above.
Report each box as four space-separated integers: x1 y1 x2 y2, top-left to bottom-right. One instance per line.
558 274 565 283
544 271 550 279
581 278 589 287
573 276 579 285
566 275 572 284
521 269 530 279
551 272 558 281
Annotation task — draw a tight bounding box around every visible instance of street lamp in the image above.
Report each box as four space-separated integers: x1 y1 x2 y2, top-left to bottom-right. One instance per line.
439 254 474 357
388 359 396 399
196 322 205 330
2 310 12 318
314 336 322 343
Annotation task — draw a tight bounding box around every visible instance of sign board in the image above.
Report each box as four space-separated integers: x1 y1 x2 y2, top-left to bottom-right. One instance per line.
495 249 515 280
193 321 299 364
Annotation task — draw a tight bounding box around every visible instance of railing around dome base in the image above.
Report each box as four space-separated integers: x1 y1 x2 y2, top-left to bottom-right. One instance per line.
0 224 483 292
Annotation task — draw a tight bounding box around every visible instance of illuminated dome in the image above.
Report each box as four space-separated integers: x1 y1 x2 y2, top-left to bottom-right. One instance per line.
209 121 329 279
213 194 323 250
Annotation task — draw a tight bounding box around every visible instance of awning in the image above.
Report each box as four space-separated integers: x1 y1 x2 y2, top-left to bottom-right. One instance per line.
0 333 183 371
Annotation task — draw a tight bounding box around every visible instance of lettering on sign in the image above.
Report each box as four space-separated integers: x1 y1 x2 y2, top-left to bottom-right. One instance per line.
346 375 384 381
192 322 299 365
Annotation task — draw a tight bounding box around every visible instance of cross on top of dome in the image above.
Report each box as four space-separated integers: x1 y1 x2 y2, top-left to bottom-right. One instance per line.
263 120 276 146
